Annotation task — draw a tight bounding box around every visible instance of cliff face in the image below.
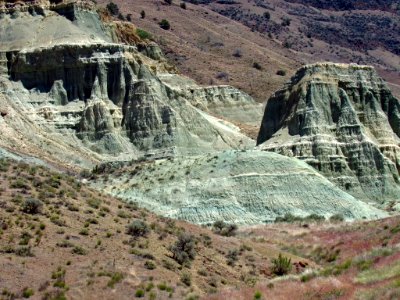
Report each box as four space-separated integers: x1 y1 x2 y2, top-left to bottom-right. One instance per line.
0 0 258 166
257 63 400 205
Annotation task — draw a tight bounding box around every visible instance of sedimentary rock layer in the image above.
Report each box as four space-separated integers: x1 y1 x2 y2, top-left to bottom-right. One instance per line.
257 63 400 206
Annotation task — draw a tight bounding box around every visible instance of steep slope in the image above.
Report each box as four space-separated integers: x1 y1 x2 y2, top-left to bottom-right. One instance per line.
257 63 400 206
0 0 258 168
92 150 386 225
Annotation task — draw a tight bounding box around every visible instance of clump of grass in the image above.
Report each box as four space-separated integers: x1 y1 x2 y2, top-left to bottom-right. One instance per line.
271 253 292 276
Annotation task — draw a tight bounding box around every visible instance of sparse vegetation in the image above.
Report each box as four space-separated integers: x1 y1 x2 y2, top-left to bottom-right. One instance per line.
271 253 292 276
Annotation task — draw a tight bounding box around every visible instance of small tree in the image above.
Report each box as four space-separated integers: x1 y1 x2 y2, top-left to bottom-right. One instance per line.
271 253 292 276
140 10 146 19
127 220 150 237
159 19 170 30
106 2 119 16
170 233 196 265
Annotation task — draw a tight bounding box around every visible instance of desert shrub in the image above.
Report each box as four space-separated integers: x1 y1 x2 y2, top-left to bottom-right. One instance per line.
140 10 146 19
212 221 237 236
22 288 34 298
232 48 242 57
254 291 262 300
304 214 325 222
144 260 156 270
106 2 119 16
136 28 152 40
281 17 291 26
21 198 42 214
126 13 132 22
127 220 150 237
135 289 145 297
180 2 187 9
164 0 172 4
215 72 229 81
15 246 34 257
107 272 124 288
276 70 286 76
170 233 196 265
159 19 171 30
253 62 262 70
263 11 270 20
271 253 292 276
226 249 239 266
11 179 30 190
71 246 87 255
180 272 192 286
330 214 344 222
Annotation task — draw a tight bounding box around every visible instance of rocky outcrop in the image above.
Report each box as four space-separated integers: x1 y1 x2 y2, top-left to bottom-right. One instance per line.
257 63 400 206
0 1 256 166
94 150 386 225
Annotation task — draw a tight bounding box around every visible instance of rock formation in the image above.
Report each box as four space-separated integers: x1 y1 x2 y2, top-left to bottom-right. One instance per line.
95 150 386 225
257 63 400 206
0 0 258 166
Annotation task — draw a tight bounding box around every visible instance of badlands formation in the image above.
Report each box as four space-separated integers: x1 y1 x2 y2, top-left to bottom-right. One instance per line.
0 0 398 224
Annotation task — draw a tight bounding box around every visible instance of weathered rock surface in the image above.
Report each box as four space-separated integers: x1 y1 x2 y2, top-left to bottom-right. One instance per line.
94 150 386 225
257 63 400 206
0 0 256 166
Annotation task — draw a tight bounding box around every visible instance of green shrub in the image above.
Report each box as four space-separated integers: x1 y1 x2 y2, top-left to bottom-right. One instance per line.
136 28 152 40
271 253 292 276
135 289 145 298
22 288 34 298
127 220 150 237
254 291 262 300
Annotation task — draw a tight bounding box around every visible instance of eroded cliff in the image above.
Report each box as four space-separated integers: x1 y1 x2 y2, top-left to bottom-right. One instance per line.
257 63 400 206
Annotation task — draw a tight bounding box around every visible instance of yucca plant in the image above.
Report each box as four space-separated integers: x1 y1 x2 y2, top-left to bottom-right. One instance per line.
271 253 292 276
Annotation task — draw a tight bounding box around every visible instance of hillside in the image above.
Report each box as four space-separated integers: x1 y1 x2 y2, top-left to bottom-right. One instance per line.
1 158 400 299
98 0 400 100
